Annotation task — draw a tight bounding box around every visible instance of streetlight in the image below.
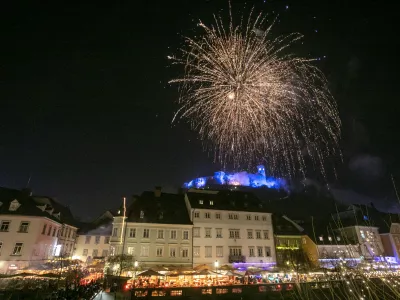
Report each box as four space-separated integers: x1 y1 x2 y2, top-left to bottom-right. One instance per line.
131 260 139 298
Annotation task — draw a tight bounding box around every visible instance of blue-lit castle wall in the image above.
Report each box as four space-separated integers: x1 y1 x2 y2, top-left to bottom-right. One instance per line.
184 165 287 190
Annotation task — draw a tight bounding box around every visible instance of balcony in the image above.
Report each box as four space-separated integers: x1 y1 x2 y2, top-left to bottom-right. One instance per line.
229 255 246 263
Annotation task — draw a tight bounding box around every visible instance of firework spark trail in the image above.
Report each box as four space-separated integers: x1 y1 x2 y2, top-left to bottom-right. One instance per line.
169 9 341 177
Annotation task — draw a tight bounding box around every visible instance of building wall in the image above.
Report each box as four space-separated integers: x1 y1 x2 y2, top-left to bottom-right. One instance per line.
58 224 78 258
301 235 319 268
110 217 193 267
188 207 275 268
317 244 361 268
74 234 110 262
340 226 383 259
389 223 400 260
274 235 302 267
0 215 61 273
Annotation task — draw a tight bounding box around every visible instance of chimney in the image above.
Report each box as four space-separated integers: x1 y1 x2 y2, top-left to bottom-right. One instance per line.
154 186 162 198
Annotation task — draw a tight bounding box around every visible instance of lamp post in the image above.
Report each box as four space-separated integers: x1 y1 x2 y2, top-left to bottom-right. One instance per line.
131 260 139 300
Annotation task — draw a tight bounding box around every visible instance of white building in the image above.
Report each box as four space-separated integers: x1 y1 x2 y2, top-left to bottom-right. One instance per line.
339 225 384 260
185 189 276 269
0 188 63 273
33 196 78 258
109 188 193 274
74 222 112 262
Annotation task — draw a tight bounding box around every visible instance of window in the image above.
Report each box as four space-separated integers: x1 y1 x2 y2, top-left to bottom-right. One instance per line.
128 247 135 255
19 222 29 233
256 230 261 239
140 210 144 218
234 214 238 220
229 247 242 256
0 221 10 232
82 249 88 256
205 228 211 238
156 247 163 257
216 228 222 238
302 237 307 244
194 212 200 218
94 236 100 244
209 200 214 206
247 230 253 239
228 214 234 220
193 246 200 257
143 229 150 238
92 249 98 257
110 246 115 256
205 246 212 257
102 249 108 257
216 246 223 257
246 215 251 220
182 248 189 257
170 230 177 239
262 216 267 221
183 230 189 240
85 236 91 244
229 214 239 220
257 247 263 257
112 228 118 237
255 216 259 221
47 225 52 236
199 200 203 204
170 247 176 257
0 242 2 255
52 228 56 237
328 236 332 241
360 230 365 239
205 212 211 219
158 230 164 239
216 213 221 219
249 247 255 257
265 247 271 257
12 243 24 256
193 227 200 237
129 228 136 238
42 224 47 235
104 237 110 244
229 229 240 239
141 245 149 257
263 230 269 239
319 236 323 241
337 236 341 242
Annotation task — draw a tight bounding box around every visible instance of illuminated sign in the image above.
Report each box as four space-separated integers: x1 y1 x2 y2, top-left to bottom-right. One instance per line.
374 256 398 264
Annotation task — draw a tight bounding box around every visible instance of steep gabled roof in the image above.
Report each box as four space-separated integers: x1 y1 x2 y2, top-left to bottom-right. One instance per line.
186 189 269 212
0 187 61 224
125 191 191 225
272 214 303 236
32 196 78 227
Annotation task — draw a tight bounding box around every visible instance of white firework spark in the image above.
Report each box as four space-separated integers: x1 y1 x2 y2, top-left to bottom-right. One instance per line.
169 9 341 177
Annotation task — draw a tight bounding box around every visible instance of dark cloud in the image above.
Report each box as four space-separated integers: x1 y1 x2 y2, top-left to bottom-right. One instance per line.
349 154 385 180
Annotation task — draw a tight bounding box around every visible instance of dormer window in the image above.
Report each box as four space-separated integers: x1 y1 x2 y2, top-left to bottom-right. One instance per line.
199 200 203 205
140 210 144 219
9 200 21 211
337 236 341 241
319 236 324 241
159 212 164 220
209 200 214 206
328 236 332 241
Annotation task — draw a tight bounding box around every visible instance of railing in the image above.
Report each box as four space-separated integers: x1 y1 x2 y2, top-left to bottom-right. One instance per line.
229 255 246 263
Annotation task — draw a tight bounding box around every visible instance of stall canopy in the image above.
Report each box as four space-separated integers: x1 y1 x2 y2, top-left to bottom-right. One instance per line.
137 269 165 277
196 269 218 276
224 271 243 277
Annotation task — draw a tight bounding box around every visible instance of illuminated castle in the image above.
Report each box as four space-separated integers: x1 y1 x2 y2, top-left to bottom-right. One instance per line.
184 165 287 190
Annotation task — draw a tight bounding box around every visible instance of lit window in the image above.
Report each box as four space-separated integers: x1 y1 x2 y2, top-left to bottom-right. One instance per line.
199 200 203 204
319 236 323 241
328 236 332 241
210 200 214 205
337 236 341 241
140 211 144 218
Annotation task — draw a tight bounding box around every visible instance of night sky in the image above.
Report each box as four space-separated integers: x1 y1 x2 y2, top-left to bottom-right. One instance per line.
1 0 397 219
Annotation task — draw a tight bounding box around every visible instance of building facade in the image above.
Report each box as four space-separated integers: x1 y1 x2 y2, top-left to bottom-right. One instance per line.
185 189 276 269
0 188 63 273
109 188 193 274
74 224 111 262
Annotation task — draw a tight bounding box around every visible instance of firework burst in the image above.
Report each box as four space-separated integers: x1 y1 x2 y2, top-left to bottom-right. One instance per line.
168 9 341 177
